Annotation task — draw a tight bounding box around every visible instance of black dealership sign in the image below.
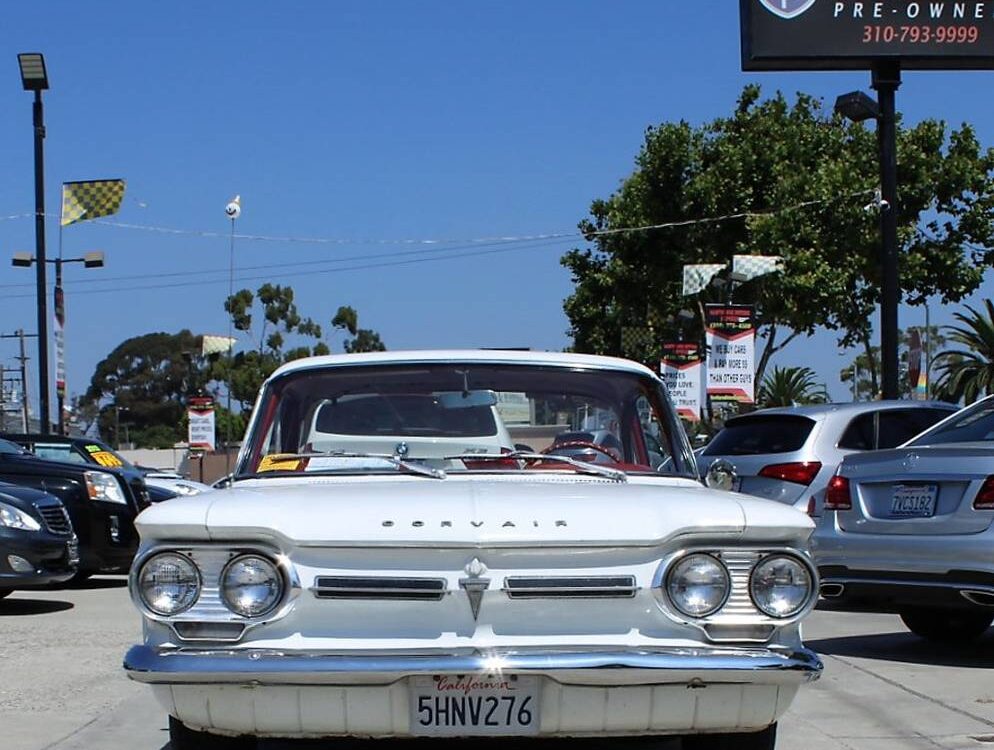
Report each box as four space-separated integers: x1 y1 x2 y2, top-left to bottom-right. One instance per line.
742 0 994 70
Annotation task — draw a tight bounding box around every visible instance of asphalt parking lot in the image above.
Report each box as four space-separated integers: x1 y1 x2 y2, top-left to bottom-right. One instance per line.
2 579 993 750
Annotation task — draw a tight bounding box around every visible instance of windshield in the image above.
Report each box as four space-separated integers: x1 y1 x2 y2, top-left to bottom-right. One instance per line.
0 438 29 456
909 397 994 446
238 361 696 478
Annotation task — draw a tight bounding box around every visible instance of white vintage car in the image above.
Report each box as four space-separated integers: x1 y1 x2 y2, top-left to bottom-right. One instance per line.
124 351 821 749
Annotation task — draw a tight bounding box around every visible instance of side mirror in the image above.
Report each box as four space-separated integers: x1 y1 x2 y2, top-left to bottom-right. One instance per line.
705 459 737 492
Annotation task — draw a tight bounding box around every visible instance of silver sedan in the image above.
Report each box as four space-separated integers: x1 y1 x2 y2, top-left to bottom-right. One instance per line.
813 395 994 642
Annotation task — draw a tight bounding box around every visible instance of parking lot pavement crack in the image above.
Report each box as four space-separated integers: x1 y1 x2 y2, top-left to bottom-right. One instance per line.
825 654 994 731
793 712 861 750
36 714 103 750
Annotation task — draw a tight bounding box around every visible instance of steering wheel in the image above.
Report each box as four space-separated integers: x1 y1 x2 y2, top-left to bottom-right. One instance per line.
541 440 621 463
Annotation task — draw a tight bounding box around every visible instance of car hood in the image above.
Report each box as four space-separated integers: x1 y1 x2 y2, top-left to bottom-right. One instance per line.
135 475 813 548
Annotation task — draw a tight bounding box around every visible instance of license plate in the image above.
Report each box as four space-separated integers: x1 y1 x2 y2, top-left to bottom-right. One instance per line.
409 675 539 736
66 538 80 566
890 484 937 518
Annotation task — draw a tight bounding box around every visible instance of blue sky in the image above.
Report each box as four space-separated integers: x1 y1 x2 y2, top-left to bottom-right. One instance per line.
0 1 991 414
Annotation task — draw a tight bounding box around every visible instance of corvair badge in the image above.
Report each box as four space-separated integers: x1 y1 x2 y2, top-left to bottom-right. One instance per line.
459 557 490 620
381 519 568 528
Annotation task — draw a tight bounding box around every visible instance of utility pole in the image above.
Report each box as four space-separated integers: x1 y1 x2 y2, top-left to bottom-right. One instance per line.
1 330 37 432
872 61 902 400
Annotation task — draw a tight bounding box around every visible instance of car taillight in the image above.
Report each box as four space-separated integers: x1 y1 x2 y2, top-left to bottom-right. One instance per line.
974 476 994 510
758 461 822 486
824 475 852 511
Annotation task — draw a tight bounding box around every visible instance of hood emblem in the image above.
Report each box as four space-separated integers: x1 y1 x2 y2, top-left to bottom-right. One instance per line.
459 557 490 620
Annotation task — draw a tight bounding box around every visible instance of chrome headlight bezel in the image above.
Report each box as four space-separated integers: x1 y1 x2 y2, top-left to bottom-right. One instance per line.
219 553 285 618
136 551 202 616
749 553 815 619
664 552 731 619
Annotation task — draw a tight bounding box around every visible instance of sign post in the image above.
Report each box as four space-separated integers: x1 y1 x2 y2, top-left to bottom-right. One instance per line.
740 0 994 399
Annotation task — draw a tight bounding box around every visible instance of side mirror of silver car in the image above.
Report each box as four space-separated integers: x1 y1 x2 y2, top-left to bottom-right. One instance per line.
705 459 737 492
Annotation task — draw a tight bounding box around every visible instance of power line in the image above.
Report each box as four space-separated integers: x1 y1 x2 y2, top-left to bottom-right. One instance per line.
0 235 574 291
0 236 576 299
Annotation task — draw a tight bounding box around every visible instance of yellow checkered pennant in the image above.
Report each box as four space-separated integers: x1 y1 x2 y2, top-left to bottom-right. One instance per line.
60 179 126 226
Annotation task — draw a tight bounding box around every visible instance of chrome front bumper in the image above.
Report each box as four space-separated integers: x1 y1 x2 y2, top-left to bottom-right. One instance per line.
124 644 822 687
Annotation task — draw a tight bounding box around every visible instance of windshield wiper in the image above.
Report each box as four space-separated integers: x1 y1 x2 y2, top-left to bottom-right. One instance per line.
260 451 447 480
446 451 627 483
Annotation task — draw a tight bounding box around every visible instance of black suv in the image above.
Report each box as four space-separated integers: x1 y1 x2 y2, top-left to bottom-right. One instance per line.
0 438 148 579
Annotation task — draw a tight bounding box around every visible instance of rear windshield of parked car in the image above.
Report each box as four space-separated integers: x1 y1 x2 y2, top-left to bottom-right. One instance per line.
910 399 994 446
702 415 815 456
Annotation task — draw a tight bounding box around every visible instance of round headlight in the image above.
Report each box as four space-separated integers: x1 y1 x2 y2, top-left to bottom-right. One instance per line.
220 555 283 617
666 553 730 618
138 552 201 616
750 555 813 618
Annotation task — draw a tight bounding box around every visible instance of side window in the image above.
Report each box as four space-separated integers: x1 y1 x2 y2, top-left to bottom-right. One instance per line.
838 413 875 450
635 395 670 469
878 409 950 449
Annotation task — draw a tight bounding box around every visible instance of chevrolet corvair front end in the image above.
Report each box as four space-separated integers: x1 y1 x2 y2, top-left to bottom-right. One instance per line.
124 351 821 749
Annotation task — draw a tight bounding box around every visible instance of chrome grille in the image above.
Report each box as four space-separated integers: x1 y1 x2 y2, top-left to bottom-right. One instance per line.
312 576 447 601
504 576 637 599
36 505 72 536
716 550 762 616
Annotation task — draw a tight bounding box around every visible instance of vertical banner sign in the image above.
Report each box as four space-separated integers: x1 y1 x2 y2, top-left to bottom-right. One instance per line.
187 397 216 451
908 328 927 399
54 286 66 400
705 304 756 404
661 342 704 422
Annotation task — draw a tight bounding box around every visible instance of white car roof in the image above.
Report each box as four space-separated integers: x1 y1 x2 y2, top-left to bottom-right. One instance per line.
267 350 660 383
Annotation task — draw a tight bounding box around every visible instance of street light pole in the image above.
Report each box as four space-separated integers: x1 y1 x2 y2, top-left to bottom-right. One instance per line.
18 53 51 433
873 61 902 401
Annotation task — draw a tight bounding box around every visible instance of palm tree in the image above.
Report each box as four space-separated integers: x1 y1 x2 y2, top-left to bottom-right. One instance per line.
757 366 828 408
934 299 994 402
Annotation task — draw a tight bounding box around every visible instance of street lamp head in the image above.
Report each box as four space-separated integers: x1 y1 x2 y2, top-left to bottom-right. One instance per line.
729 270 750 284
83 251 105 269
17 53 48 91
11 252 34 268
834 90 880 122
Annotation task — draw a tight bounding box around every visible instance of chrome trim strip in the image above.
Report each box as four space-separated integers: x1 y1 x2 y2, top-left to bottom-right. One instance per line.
504 576 637 599
124 644 823 686
311 576 447 600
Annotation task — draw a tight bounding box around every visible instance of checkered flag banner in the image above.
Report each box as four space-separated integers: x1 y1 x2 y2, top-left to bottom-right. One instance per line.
732 254 783 281
682 264 726 296
61 179 126 227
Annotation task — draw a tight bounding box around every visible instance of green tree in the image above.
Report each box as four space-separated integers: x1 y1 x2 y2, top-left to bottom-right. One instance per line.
332 306 387 354
81 330 211 447
758 366 827 407
563 86 994 383
220 284 328 409
933 299 994 402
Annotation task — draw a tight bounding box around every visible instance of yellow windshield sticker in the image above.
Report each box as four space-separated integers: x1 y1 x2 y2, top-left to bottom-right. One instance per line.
258 454 305 473
90 451 124 468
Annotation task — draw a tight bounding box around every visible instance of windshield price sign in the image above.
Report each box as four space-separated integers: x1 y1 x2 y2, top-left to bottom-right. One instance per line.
741 0 994 69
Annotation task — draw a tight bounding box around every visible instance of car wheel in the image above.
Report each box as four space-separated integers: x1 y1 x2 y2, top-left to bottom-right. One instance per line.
168 716 254 749
900 608 994 642
683 724 776 749
0 589 12 599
